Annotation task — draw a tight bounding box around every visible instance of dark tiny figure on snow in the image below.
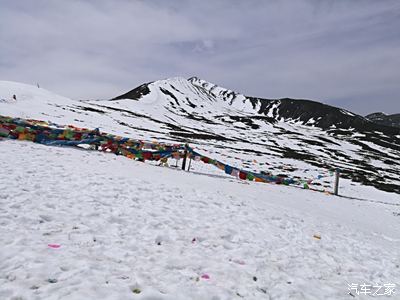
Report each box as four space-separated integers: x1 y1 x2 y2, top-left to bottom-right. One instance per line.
12 94 17 101
37 83 40 88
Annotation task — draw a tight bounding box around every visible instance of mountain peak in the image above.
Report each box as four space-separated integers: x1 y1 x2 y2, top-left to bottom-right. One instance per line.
111 77 400 134
366 112 400 128
155 77 189 86
188 76 245 103
112 76 253 113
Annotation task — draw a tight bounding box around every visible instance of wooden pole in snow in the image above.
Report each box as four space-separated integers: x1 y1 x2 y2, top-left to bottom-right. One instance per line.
334 168 340 195
187 156 192 172
181 144 188 170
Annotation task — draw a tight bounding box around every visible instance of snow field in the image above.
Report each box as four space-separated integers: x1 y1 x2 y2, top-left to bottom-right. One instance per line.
0 140 399 300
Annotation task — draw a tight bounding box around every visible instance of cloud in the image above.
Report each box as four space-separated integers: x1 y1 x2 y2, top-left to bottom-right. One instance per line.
0 0 399 114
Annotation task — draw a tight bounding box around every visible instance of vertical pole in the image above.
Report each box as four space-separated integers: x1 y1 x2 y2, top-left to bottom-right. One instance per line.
181 148 188 170
181 143 189 170
187 156 192 172
334 168 340 195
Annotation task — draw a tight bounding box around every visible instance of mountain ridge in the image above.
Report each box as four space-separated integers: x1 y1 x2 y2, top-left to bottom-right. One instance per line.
365 112 400 129
112 77 400 134
1 78 399 194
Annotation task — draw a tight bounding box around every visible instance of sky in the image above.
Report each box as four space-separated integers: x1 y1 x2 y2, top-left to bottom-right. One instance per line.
0 0 399 115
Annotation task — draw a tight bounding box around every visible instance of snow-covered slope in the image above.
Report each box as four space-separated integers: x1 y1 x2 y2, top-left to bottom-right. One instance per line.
1 79 400 299
1 78 400 195
108 77 400 194
0 81 75 120
0 81 72 104
1 140 399 299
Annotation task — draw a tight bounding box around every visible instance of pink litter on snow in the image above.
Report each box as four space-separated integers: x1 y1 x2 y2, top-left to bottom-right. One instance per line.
48 244 61 248
201 274 210 279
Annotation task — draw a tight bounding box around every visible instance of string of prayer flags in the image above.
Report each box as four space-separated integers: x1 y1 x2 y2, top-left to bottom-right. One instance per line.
1 115 315 189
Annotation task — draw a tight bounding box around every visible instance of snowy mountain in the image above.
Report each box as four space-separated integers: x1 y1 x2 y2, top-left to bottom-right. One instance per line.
110 77 400 194
365 112 400 128
1 79 400 300
1 78 400 194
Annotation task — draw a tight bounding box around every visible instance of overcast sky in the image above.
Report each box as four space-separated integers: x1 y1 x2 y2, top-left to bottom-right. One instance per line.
0 0 399 115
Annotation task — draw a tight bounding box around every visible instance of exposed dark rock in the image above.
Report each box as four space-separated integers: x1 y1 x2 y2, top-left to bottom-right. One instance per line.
112 82 151 100
248 97 400 135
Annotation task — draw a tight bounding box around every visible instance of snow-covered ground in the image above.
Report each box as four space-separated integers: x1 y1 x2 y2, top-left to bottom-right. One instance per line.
0 140 399 300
